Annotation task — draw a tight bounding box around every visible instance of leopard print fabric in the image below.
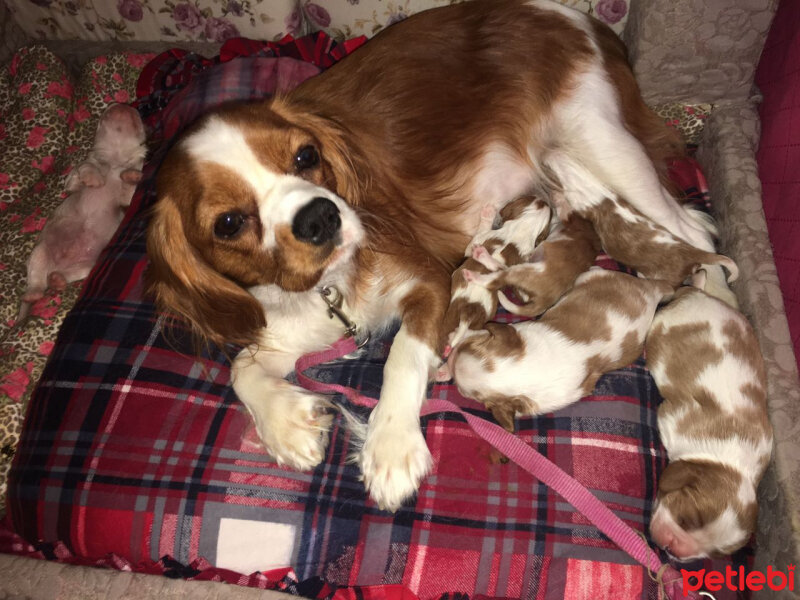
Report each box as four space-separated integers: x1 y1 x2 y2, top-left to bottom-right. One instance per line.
0 45 150 512
653 102 714 146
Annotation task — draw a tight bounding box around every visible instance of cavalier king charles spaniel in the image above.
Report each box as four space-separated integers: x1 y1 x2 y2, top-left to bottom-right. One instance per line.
146 0 734 511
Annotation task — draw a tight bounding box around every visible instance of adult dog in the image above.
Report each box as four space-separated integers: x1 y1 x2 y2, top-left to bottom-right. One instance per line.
146 0 727 511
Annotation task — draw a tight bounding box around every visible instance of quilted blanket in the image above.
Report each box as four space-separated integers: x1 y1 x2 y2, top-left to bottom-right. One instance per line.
1 37 757 600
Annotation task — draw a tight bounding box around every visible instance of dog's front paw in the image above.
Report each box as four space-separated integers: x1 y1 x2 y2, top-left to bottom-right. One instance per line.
249 386 333 471
360 417 432 511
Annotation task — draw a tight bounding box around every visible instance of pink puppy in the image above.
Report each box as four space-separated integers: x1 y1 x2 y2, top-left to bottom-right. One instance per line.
646 286 773 559
19 104 146 321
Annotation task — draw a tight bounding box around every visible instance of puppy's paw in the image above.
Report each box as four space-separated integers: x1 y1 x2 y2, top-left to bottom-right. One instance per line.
360 418 432 511
462 268 478 283
250 387 333 471
78 163 105 188
434 360 452 382
47 272 67 291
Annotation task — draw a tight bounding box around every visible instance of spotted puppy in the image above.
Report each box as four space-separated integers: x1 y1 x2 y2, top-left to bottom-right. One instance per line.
578 195 738 287
441 196 551 354
465 215 600 318
448 268 673 431
547 152 739 292
646 286 773 560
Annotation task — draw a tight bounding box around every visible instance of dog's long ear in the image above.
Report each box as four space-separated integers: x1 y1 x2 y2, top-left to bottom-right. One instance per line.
145 196 266 351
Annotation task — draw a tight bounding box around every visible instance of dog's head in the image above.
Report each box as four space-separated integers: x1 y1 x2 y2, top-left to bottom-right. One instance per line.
649 459 756 560
94 103 147 168
145 101 364 348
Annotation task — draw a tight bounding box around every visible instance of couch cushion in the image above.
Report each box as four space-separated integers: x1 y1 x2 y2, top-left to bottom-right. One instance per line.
6 0 629 43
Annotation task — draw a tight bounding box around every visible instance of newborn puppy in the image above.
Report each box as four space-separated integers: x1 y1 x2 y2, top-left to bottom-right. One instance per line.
579 195 738 286
441 197 551 354
448 268 673 430
646 286 773 560
465 215 600 318
18 104 146 321
546 152 738 291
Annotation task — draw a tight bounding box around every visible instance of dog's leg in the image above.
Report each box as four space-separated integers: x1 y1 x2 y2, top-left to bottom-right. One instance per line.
359 278 448 511
554 66 715 248
232 343 333 471
553 68 737 308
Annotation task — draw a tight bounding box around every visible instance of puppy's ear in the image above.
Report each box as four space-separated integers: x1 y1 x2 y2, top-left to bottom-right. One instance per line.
145 195 266 351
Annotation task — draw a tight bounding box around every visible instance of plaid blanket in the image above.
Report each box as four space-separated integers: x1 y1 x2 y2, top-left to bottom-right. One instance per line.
2 35 752 600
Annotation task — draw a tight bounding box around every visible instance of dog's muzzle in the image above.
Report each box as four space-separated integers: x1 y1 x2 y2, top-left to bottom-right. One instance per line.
292 197 341 245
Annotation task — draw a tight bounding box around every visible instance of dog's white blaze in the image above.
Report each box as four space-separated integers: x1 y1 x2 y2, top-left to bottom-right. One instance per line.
609 200 641 224
652 501 747 562
185 116 281 200
185 116 363 250
487 202 552 262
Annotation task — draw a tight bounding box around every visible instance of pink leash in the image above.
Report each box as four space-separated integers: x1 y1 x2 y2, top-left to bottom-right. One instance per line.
295 337 699 600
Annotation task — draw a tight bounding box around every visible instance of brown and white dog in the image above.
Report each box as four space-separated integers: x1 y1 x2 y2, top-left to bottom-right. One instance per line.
446 268 673 430
441 196 551 354
646 287 773 559
464 215 600 318
146 0 725 510
544 150 739 290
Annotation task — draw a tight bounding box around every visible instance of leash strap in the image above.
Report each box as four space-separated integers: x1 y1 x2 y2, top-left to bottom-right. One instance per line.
295 337 699 600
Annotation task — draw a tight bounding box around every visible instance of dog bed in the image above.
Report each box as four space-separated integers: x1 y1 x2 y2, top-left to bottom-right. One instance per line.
0 45 152 504
1 38 755 600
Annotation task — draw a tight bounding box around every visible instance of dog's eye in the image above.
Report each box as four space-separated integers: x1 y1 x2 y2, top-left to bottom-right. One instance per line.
214 212 246 239
294 145 320 171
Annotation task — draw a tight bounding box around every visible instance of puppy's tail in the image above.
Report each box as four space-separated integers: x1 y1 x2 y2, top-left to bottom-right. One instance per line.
692 252 739 283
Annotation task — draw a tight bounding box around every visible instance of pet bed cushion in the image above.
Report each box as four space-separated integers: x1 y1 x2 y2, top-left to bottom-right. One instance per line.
0 45 152 504
4 39 750 599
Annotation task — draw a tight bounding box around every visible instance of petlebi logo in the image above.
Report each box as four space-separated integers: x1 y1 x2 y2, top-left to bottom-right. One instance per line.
681 564 796 597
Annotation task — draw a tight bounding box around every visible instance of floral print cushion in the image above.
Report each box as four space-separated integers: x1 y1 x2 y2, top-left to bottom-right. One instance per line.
6 0 630 43
7 0 296 43
0 45 151 512
313 0 630 41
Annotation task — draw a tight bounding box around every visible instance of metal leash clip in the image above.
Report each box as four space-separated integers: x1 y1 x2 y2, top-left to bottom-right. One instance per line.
319 286 370 348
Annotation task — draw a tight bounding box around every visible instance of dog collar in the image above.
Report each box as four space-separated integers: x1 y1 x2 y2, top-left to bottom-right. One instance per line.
319 286 370 348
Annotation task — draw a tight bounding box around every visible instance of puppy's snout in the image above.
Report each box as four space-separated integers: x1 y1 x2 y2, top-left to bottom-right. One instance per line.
292 197 341 245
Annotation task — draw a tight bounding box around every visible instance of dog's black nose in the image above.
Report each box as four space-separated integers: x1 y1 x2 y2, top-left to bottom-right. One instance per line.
291 197 341 245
